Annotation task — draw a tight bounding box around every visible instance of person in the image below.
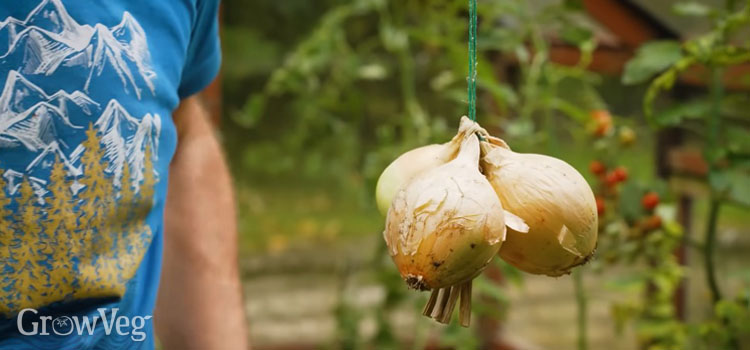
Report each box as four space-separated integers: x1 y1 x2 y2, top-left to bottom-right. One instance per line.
0 0 248 349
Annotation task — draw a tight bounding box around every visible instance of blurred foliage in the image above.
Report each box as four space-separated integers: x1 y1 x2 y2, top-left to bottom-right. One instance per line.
222 0 606 190
587 120 688 349
221 0 750 349
621 1 750 349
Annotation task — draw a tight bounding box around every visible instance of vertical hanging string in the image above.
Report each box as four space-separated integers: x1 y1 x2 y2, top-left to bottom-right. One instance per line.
467 0 478 122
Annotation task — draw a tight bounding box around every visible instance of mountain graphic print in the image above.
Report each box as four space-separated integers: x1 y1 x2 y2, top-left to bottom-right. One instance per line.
0 0 161 316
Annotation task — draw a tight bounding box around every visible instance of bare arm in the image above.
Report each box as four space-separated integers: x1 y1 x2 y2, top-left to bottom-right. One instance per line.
155 96 249 349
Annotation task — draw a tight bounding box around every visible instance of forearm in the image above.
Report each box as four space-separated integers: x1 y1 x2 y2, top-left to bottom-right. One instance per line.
155 97 248 349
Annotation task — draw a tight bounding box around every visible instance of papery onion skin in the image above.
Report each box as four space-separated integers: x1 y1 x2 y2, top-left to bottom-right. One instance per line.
384 135 506 290
375 144 456 216
481 145 598 277
375 117 487 217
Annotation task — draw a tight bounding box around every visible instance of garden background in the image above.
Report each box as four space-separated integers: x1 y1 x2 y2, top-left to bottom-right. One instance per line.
209 0 750 349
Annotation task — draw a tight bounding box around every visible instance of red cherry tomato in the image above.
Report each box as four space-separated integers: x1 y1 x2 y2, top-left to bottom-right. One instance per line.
612 166 628 182
590 110 613 137
641 192 660 211
596 197 605 216
605 172 619 187
589 161 606 176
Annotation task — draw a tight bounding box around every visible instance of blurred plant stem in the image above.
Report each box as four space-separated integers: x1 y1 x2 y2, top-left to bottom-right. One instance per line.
707 68 723 164
574 269 588 350
704 198 722 304
544 99 558 156
705 65 740 350
705 66 723 304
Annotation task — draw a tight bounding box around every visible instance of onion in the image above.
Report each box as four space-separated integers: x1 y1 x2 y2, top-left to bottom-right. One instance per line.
384 133 505 289
382 118 518 326
480 138 598 276
375 144 457 216
377 117 595 325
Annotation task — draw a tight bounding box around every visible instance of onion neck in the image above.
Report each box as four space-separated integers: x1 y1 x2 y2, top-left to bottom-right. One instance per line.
456 134 480 166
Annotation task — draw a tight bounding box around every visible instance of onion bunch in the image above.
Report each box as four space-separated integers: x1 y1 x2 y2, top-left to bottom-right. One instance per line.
376 117 597 326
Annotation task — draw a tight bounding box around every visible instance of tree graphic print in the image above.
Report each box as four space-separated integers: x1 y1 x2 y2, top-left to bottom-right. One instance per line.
0 168 12 249
11 179 48 310
0 127 156 315
117 161 135 253
46 157 77 302
0 167 14 315
79 124 110 253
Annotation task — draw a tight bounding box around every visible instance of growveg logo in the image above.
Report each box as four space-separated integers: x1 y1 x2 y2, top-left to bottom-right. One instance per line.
17 308 153 341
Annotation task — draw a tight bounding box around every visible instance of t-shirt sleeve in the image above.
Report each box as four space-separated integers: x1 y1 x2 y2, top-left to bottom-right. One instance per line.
178 0 222 99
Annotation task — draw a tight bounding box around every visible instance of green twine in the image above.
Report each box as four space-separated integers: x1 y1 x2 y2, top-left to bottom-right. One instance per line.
467 0 478 122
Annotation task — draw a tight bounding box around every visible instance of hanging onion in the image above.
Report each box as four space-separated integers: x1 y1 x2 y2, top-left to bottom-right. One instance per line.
480 138 598 276
381 118 526 326
384 133 506 289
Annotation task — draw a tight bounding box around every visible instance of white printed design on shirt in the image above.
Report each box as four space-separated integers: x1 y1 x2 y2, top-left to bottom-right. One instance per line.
0 0 161 316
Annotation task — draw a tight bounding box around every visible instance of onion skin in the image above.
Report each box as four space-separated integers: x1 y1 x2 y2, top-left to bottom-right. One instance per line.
375 117 488 217
481 144 598 277
384 134 506 290
375 144 456 216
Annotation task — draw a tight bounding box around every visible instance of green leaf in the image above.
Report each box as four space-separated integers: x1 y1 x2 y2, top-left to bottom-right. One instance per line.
560 26 593 46
726 171 750 208
605 274 647 292
644 63 685 123
623 41 683 85
721 94 750 120
663 220 684 238
430 70 456 91
652 98 712 126
611 302 639 332
477 58 519 108
636 319 680 338
379 22 408 51
672 2 712 17
222 27 282 80
551 97 589 124
619 181 645 223
708 170 732 194
725 126 750 154
483 28 523 53
232 94 266 128
357 63 387 80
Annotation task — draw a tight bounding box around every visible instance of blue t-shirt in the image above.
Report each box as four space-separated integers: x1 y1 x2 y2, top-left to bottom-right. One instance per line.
0 0 221 348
